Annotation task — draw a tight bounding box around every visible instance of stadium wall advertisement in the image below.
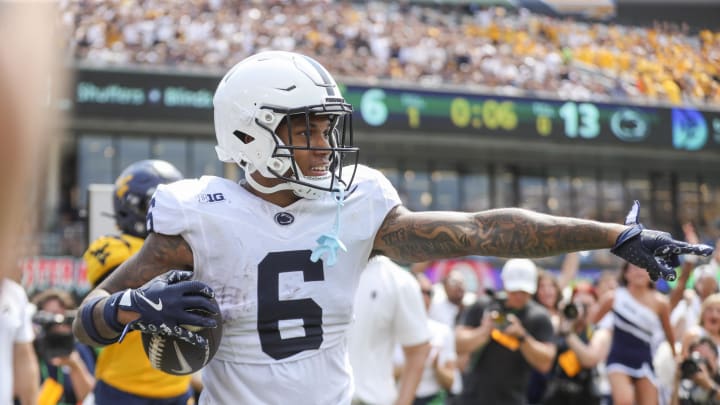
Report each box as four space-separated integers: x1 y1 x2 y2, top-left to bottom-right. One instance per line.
72 68 720 153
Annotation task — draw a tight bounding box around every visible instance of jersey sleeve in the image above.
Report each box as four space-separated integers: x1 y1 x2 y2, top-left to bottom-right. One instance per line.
392 266 431 346
147 182 190 236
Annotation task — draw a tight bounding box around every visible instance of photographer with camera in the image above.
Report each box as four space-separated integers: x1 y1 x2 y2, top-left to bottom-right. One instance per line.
455 259 556 405
671 336 720 405
31 289 95 405
540 282 612 405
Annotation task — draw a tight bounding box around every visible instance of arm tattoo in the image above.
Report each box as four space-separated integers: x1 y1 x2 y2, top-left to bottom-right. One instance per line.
100 233 193 293
375 207 624 262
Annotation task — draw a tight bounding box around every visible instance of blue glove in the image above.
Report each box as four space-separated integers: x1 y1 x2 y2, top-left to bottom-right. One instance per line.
107 270 219 347
611 201 714 282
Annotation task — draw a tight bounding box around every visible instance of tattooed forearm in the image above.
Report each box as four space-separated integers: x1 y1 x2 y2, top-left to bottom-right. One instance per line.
73 233 193 346
375 206 626 262
99 233 193 293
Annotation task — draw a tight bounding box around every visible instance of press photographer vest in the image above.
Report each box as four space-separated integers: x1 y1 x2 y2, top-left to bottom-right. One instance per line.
542 327 601 404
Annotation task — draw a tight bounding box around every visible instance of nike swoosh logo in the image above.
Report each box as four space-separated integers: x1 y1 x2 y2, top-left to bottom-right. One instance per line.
170 340 193 374
137 294 163 311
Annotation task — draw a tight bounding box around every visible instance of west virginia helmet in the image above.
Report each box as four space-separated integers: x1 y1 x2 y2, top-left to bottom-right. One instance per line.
113 159 183 237
213 51 359 199
84 234 144 287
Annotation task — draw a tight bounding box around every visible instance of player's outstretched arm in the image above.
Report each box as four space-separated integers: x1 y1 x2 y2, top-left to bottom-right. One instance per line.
73 232 194 346
373 202 713 281
374 205 625 261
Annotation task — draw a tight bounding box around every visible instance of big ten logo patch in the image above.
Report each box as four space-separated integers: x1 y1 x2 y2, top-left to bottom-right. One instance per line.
199 193 226 203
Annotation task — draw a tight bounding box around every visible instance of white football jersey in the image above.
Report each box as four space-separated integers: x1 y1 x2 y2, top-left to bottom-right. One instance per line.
149 164 401 404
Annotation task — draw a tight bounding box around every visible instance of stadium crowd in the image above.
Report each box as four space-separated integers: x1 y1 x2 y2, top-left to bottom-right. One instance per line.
61 0 720 106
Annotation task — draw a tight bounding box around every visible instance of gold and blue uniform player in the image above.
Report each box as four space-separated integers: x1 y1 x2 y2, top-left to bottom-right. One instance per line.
83 160 194 404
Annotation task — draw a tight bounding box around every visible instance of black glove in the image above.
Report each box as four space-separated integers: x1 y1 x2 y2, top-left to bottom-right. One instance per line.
611 201 714 281
107 270 219 347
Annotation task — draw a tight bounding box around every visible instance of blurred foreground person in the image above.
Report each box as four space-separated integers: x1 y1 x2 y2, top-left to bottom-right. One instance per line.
0 1 64 282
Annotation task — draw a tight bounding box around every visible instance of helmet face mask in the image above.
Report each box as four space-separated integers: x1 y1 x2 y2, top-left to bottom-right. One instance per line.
113 160 183 238
255 105 358 197
214 51 359 199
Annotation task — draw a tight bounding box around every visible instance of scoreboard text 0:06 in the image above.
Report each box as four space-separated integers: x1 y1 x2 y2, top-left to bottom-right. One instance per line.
449 97 518 131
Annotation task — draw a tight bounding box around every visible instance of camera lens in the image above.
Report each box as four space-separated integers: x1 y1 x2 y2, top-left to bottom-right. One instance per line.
563 303 579 320
681 358 700 379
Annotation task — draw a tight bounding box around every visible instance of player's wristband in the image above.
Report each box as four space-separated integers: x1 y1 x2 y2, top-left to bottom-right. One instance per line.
80 296 120 345
103 290 127 334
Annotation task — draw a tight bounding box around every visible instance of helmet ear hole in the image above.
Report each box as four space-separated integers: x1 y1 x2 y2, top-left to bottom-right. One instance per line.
233 130 255 145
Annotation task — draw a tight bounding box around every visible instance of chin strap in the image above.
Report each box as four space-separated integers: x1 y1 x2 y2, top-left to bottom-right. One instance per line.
244 169 295 195
311 188 347 266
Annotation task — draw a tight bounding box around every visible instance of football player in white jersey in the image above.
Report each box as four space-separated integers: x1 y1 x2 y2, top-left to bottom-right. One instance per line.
74 51 714 405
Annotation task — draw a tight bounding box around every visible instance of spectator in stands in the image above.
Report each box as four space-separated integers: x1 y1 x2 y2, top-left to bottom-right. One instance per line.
59 1 720 107
429 269 467 330
594 269 619 299
672 264 718 343
680 293 720 358
671 336 720 405
456 258 556 405
535 270 563 331
348 256 431 405
31 288 96 405
527 269 563 404
1 278 39 405
423 262 468 399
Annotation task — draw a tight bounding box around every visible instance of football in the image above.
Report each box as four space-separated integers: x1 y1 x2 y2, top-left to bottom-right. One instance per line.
141 306 223 376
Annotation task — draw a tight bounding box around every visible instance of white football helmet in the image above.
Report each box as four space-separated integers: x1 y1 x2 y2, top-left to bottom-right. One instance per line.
213 51 359 199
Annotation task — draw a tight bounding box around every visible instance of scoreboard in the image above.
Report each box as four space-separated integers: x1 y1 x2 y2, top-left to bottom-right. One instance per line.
343 85 720 152
71 68 720 152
